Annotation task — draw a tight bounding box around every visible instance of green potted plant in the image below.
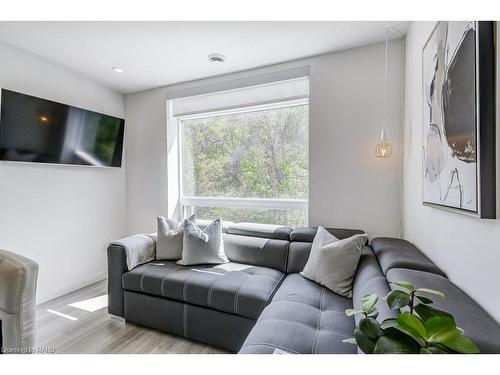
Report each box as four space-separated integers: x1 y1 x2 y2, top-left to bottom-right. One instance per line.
344 280 480 354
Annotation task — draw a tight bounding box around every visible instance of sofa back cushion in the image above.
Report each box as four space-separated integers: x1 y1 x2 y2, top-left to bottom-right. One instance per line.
290 227 365 243
223 234 289 272
223 223 292 272
371 237 446 276
352 246 397 325
190 223 365 274
287 227 365 273
227 222 293 240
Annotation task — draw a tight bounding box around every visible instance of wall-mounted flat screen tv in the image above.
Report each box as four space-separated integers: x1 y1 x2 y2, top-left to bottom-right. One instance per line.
0 89 124 167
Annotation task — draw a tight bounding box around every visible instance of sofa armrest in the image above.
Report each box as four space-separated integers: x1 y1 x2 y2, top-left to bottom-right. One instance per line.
109 234 156 271
107 233 156 317
107 244 128 317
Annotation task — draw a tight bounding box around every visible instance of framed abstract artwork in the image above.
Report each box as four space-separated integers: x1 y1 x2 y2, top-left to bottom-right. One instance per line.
422 21 496 218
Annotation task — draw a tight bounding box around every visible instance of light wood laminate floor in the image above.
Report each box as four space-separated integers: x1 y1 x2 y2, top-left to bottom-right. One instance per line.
36 280 228 354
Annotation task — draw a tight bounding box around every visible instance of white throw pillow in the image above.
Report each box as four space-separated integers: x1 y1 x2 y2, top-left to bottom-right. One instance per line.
156 214 195 260
177 218 228 266
300 226 368 297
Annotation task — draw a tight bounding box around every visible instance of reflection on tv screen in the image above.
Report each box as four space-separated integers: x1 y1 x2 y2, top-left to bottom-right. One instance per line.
0 89 124 167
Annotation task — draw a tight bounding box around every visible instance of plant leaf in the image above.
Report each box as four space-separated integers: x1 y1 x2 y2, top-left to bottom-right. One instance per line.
425 316 456 343
359 317 383 339
396 312 427 346
386 290 411 309
415 295 434 304
416 288 446 298
367 310 379 319
440 332 480 354
354 327 376 354
345 308 364 317
389 280 415 291
424 316 479 353
380 318 398 331
373 335 418 354
414 303 453 322
361 294 378 312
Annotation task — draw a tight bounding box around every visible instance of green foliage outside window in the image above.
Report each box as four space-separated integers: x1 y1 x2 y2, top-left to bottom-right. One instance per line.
181 104 309 226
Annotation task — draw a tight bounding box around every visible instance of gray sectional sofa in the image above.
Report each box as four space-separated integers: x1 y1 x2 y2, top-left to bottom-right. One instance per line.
107 223 500 354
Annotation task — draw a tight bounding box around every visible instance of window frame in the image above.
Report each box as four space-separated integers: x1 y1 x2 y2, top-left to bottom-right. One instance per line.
176 97 309 224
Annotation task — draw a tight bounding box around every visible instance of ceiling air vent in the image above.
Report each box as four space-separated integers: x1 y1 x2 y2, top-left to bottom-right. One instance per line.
207 53 225 64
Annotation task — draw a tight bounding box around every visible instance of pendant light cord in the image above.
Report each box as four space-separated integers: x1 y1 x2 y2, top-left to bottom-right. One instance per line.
383 28 389 134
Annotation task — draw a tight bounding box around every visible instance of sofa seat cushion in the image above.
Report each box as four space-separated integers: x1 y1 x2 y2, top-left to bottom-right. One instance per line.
387 268 500 354
122 261 285 320
239 274 356 354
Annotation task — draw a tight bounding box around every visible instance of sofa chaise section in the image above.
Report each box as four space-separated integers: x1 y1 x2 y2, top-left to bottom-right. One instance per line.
239 227 369 354
238 273 356 354
239 245 387 354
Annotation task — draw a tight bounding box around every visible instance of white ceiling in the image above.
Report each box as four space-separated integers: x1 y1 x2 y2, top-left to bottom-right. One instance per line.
0 21 409 94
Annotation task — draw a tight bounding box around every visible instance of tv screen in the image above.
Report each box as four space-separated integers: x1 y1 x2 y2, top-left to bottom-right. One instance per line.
0 89 124 167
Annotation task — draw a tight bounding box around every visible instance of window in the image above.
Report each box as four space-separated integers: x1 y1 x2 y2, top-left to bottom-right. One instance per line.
173 77 309 226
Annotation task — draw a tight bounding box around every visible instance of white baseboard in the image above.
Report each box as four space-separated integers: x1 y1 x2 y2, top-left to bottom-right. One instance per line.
36 271 107 305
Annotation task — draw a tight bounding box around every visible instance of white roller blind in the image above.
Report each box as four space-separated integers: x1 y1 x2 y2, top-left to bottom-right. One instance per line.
171 76 309 118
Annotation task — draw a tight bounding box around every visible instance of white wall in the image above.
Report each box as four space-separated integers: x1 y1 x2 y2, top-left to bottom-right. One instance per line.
125 41 404 238
0 41 126 304
402 22 500 322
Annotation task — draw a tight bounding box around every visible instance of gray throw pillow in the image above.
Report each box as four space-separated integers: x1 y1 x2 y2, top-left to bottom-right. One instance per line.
300 226 368 297
156 214 195 260
177 218 228 266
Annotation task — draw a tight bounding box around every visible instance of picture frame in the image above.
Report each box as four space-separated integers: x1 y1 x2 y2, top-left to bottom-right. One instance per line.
422 21 496 218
